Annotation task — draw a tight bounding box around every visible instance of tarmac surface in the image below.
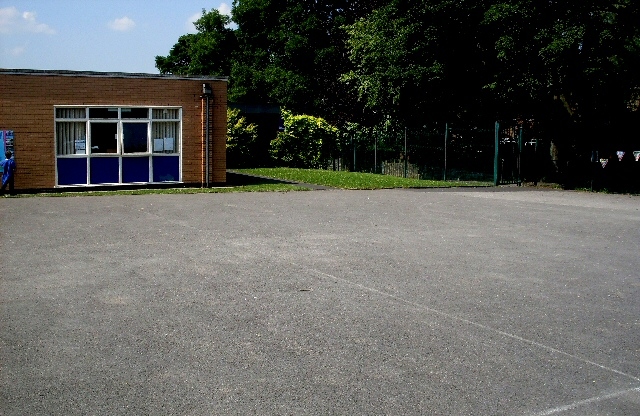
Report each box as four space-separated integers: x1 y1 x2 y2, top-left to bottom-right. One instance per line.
1 188 639 415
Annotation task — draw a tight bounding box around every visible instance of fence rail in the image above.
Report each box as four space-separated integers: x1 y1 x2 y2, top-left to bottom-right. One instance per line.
324 120 640 191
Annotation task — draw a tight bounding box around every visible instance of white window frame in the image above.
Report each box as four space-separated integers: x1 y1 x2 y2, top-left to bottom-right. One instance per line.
54 106 182 186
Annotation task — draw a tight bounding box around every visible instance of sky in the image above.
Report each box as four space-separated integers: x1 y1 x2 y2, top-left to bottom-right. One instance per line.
0 0 233 74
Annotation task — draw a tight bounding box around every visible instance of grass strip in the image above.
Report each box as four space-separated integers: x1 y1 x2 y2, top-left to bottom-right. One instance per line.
12 183 308 198
236 168 492 189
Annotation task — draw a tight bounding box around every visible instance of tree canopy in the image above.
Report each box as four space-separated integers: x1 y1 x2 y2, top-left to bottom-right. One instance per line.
229 0 387 122
155 9 237 76
156 0 640 162
482 0 640 121
342 0 493 125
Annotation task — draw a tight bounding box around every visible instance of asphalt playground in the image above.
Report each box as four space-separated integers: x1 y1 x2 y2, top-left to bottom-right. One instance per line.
1 187 639 415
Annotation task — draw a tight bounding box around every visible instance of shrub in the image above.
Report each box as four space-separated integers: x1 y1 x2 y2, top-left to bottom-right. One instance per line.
227 108 259 168
270 110 339 169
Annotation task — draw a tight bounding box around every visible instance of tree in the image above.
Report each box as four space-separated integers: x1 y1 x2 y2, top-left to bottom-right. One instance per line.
230 0 388 123
155 1 640 180
155 9 237 76
343 1 640 121
483 0 640 179
342 0 640 182
342 0 493 126
483 1 640 124
157 2 388 123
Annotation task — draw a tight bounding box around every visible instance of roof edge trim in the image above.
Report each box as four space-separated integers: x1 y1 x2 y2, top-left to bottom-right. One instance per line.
0 68 228 82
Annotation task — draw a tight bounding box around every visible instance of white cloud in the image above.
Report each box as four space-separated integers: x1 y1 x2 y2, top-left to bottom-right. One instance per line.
0 6 55 34
185 12 201 33
108 16 136 32
218 3 231 16
10 45 26 56
185 3 234 33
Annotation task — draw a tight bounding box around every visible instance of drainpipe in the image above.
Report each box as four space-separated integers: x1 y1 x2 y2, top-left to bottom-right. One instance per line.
201 83 212 187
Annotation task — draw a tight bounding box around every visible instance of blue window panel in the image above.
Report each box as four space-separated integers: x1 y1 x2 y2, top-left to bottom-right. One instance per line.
153 156 179 182
90 157 119 184
57 158 87 185
122 157 150 183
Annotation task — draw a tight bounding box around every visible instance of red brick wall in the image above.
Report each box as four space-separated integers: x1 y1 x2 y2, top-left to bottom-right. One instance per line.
0 72 227 190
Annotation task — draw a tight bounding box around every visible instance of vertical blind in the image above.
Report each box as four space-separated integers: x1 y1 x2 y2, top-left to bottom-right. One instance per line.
152 122 179 153
56 122 86 155
56 108 86 119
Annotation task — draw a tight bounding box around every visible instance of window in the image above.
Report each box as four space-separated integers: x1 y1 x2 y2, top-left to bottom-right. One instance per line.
56 108 87 155
90 123 118 153
121 107 149 119
89 107 118 119
57 107 86 119
152 121 178 153
55 106 181 186
56 122 86 155
123 123 148 153
152 108 180 153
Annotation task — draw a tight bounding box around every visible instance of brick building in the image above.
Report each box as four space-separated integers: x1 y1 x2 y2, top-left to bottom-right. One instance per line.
0 69 227 191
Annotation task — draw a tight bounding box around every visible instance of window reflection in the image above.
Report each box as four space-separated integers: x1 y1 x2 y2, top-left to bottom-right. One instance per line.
123 123 148 153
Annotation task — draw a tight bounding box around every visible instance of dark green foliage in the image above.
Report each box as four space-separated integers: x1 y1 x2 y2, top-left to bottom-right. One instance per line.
342 0 640 126
482 0 640 120
230 0 387 123
481 0 640 186
226 108 260 168
342 0 493 125
342 0 640 186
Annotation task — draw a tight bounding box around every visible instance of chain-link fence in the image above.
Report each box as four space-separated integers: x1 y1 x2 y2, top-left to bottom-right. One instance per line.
336 123 497 183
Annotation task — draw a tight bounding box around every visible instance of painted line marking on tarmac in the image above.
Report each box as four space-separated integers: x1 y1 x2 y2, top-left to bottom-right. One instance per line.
300 265 640 383
532 386 640 415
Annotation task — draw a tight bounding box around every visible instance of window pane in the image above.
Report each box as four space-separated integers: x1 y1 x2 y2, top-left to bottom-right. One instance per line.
56 122 86 155
90 123 118 153
153 155 179 182
121 108 149 119
89 107 118 119
152 108 179 119
56 108 86 119
123 123 148 153
90 157 119 184
152 122 178 153
122 157 150 183
57 158 88 185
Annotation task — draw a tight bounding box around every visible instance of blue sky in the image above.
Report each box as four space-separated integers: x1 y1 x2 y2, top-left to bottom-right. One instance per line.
0 1 232 74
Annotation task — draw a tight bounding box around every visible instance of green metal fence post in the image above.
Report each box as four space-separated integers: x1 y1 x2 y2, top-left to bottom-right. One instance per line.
374 129 377 174
444 122 448 181
352 136 356 172
518 126 523 186
494 121 500 186
404 127 407 178
534 136 538 186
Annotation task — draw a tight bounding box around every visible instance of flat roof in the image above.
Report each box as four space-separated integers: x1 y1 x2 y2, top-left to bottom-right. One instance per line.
0 68 227 82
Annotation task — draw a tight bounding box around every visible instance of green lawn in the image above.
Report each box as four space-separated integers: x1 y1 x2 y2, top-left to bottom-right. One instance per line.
10 168 492 198
236 168 492 189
